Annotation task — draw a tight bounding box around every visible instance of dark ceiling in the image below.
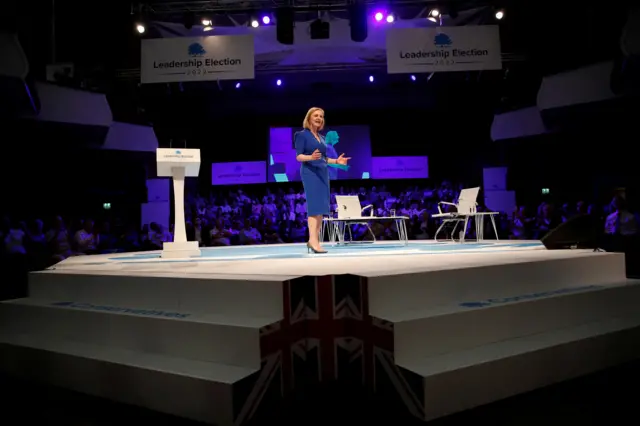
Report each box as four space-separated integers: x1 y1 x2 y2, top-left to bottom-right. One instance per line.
12 0 632 77
6 0 635 126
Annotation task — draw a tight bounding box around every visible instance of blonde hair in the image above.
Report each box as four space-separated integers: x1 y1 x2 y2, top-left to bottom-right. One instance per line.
302 107 325 130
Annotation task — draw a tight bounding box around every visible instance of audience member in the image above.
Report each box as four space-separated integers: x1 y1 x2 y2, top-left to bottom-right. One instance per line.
605 195 638 236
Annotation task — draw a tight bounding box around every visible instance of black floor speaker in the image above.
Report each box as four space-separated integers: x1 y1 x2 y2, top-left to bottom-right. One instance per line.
542 214 640 278
541 214 603 250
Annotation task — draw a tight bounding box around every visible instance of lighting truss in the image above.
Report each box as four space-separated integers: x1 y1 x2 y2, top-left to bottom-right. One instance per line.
145 0 458 14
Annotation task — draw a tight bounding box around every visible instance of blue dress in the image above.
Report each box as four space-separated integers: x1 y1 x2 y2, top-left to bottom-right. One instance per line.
295 129 330 216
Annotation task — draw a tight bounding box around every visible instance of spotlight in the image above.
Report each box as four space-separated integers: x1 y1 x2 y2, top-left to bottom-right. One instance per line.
368 75 374 82
430 9 440 17
136 23 145 34
495 10 505 20
201 18 212 26
374 12 383 22
386 14 394 23
251 19 259 28
183 12 195 29
310 19 330 39
349 3 368 42
262 16 271 25
276 79 282 86
276 8 294 44
410 75 416 81
235 82 241 89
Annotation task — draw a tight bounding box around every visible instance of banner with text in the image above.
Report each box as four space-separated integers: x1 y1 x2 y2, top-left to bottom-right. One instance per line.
386 26 502 73
211 161 266 185
141 35 255 84
370 156 429 180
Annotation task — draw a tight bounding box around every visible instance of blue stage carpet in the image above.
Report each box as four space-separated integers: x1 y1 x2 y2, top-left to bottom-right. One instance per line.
108 241 544 263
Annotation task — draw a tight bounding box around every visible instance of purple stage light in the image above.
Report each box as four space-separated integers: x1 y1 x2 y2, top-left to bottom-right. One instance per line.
262 16 270 25
386 15 394 23
235 82 241 89
276 79 282 86
410 75 416 81
374 12 383 21
368 75 374 82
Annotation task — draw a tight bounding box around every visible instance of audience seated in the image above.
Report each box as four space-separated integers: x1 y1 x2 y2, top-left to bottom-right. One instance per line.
2 182 639 300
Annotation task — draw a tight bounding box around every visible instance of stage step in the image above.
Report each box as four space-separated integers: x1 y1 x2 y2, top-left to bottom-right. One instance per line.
0 298 279 369
400 315 640 421
28 271 285 318
389 281 640 363
0 331 255 426
368 251 626 315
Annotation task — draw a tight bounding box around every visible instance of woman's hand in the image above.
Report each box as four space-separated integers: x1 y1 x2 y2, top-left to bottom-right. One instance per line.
311 149 322 160
336 153 351 165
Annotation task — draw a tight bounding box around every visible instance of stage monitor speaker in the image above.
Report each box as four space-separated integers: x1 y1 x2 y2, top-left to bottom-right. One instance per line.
348 3 368 42
541 214 603 250
276 8 294 45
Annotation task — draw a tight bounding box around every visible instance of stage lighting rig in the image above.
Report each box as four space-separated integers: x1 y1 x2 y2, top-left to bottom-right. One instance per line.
145 0 450 15
310 19 330 39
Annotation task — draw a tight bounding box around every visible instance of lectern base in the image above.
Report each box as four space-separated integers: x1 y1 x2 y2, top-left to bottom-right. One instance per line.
161 241 201 259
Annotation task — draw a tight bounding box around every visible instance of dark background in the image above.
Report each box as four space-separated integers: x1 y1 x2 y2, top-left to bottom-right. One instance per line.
1 0 638 216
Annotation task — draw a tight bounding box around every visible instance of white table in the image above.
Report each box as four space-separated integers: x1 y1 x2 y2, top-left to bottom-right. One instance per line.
322 216 409 246
433 212 500 242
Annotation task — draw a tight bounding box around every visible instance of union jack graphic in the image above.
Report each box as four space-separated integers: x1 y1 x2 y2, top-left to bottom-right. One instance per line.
233 274 425 425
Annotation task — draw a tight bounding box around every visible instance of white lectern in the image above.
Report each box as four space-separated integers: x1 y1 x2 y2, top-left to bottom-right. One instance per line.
156 148 201 258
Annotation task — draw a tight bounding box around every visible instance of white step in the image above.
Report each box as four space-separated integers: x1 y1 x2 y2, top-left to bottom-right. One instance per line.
390 281 640 363
28 270 285 317
368 251 626 315
400 315 640 421
0 298 280 369
0 332 256 426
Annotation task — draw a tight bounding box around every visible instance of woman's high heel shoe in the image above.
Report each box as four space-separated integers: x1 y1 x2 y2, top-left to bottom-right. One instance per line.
306 243 328 254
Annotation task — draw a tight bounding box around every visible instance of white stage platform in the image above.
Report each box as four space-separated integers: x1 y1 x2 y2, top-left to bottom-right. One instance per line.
1 240 639 424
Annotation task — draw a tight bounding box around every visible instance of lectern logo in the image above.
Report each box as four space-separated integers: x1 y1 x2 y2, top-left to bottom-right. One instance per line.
234 165 243 172
175 150 182 154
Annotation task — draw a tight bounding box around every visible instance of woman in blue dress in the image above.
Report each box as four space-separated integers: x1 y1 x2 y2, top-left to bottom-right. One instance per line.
295 107 350 253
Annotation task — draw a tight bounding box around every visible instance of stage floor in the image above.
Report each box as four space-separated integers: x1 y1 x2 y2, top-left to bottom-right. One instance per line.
46 240 604 278
5 239 640 425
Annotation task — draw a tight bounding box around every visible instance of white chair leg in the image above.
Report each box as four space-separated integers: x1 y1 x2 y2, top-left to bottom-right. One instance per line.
434 221 447 241
365 225 376 242
451 220 460 241
397 219 408 245
462 217 469 242
490 215 499 240
336 221 345 244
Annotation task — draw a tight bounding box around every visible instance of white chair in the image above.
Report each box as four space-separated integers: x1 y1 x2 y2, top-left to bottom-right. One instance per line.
432 187 480 241
333 195 376 243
